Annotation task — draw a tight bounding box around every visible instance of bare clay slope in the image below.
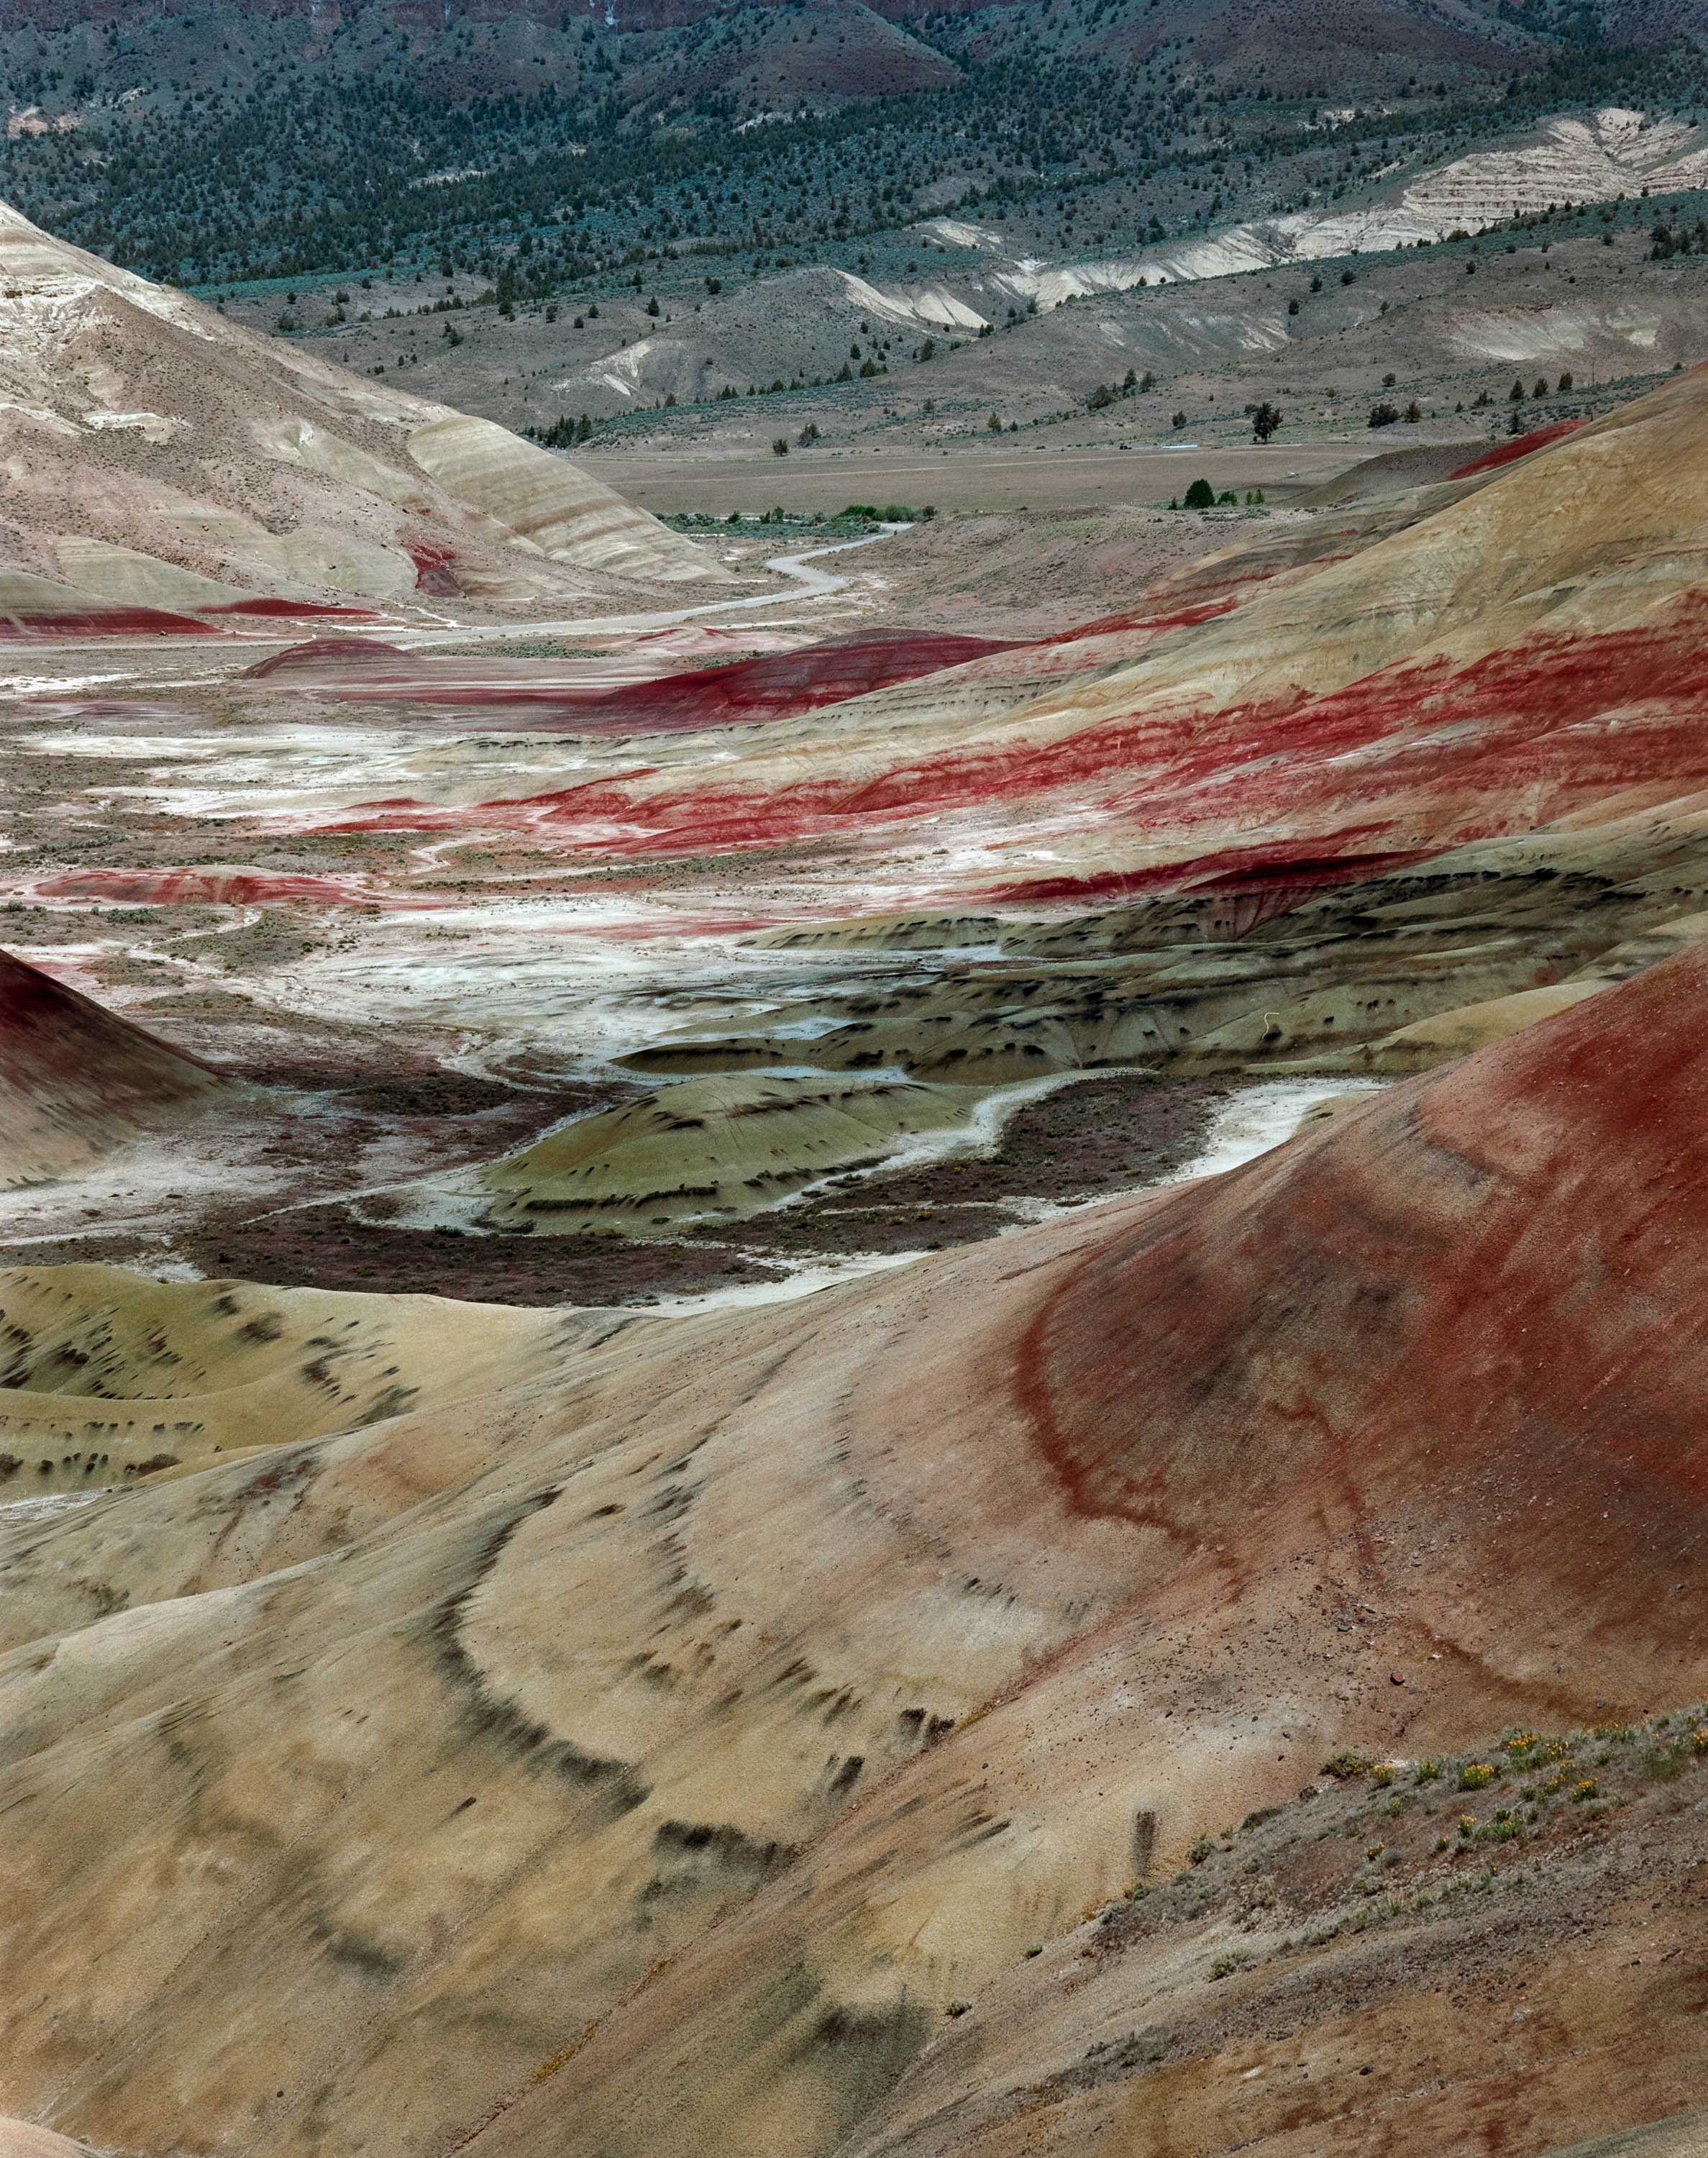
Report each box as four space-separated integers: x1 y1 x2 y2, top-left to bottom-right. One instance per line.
0 198 722 625
4 950 1708 2158
462 944 1708 2158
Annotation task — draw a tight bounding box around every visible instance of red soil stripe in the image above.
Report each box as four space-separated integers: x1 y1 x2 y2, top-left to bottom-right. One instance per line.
201 599 376 620
1448 419 1586 480
305 602 1708 870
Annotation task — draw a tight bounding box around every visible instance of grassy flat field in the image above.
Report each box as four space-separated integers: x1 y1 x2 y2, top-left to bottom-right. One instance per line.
577 437 1397 516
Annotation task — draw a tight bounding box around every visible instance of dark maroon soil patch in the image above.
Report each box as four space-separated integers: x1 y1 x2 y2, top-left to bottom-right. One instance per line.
882 1070 1225 1206
178 1208 784 1305
252 1069 575 1117
708 1071 1228 1260
329 1074 534 1116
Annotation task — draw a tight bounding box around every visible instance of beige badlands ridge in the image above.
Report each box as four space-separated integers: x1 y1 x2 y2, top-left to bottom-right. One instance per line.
0 2126 92 2158
0 198 721 620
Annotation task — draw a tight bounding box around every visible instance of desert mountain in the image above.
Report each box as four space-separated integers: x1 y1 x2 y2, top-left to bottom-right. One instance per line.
0 0 1530 107
0 199 721 628
0 0 1632 337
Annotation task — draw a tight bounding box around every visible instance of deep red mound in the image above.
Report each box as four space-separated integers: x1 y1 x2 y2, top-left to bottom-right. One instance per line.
242 637 411 678
204 600 375 622
1020 944 1708 1674
0 948 222 1129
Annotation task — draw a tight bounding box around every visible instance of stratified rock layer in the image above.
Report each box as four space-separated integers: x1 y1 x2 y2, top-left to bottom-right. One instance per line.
0 198 721 624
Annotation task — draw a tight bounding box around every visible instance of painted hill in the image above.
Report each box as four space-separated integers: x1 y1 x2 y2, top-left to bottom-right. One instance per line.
318 366 1708 891
455 944 1708 2158
0 197 722 629
0 949 227 1187
478 1071 985 1231
3 950 1708 2155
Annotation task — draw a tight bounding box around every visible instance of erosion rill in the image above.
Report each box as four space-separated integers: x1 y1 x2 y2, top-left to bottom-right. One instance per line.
6 199 1708 2158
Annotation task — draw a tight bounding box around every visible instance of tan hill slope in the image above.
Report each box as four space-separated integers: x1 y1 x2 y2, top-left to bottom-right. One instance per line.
4 950 1708 2157
0 2125 88 2158
0 199 723 628
0 1265 580 1491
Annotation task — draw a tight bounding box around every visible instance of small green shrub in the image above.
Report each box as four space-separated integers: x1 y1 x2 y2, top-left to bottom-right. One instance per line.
1458 1762 1495 1791
1321 1751 1372 1781
1210 1949 1254 1980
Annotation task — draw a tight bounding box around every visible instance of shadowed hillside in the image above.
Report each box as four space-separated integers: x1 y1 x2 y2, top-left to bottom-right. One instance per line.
0 952 227 1188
